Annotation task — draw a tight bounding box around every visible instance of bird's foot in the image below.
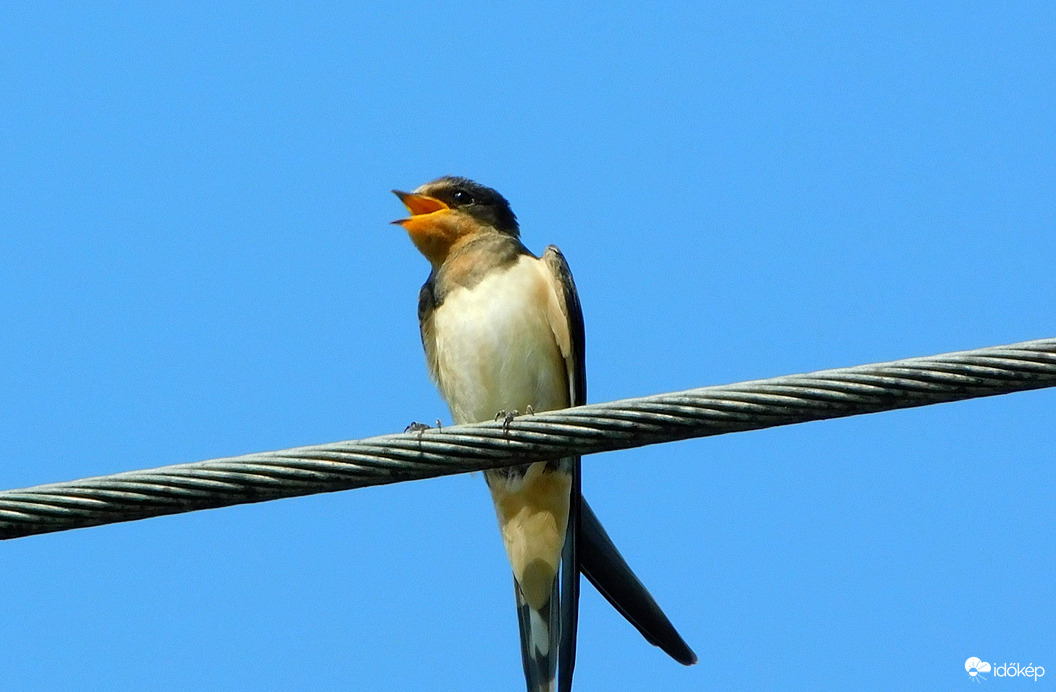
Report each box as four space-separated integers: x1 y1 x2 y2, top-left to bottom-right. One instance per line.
494 409 519 436
404 421 431 435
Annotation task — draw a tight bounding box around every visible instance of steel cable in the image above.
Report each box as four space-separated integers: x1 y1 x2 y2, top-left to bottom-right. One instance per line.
1 337 1054 540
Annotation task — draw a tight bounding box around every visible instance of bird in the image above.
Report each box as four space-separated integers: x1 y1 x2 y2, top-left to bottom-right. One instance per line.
393 176 696 691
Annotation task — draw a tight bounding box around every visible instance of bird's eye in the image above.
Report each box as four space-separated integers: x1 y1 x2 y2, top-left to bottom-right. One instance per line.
452 190 474 205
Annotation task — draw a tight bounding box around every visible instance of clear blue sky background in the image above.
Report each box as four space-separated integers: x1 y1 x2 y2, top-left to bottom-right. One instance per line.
2 4 1053 691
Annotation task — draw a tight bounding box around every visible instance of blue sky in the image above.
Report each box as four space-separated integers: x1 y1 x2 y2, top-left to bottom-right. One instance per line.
1 3 1054 690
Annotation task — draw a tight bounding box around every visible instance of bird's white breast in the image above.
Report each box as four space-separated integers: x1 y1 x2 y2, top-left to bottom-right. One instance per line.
431 255 569 425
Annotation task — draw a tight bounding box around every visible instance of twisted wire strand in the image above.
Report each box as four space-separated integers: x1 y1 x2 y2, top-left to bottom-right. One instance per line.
2 338 1054 540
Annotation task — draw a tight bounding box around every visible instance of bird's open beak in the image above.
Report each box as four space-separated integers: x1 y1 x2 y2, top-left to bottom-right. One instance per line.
392 190 450 226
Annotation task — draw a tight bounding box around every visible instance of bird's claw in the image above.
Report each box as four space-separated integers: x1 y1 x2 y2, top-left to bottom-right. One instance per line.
494 409 519 436
404 421 431 435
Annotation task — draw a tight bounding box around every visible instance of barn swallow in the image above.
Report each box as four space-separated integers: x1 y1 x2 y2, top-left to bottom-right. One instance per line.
393 176 696 691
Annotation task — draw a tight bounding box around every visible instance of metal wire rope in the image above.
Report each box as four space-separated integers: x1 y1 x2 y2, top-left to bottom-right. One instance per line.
1 337 1054 540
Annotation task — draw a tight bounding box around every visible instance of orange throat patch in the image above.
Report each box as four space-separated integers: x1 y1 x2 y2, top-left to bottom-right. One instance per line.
398 210 467 266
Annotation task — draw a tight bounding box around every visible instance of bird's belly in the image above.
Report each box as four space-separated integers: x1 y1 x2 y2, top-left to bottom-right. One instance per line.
432 265 568 425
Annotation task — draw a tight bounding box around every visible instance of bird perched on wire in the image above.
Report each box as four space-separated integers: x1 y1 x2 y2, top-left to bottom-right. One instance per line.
393 176 696 691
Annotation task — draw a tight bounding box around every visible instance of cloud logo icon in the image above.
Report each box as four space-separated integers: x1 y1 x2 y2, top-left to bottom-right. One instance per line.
966 657 992 680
